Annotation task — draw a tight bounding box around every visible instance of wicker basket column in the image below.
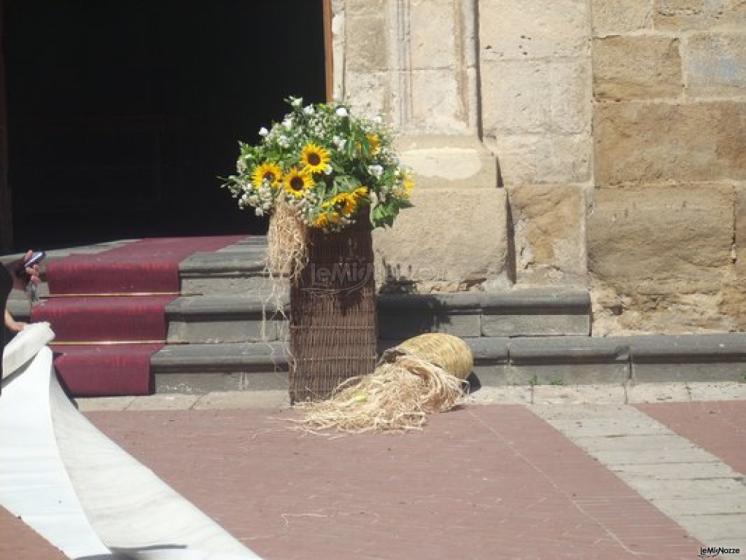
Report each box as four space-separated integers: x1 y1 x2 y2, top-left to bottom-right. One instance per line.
289 213 378 403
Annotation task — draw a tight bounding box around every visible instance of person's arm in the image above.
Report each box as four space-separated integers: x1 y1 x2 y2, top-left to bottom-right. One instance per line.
4 309 26 333
5 250 41 291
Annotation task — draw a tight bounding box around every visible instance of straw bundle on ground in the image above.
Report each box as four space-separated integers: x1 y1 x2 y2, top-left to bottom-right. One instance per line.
296 333 473 433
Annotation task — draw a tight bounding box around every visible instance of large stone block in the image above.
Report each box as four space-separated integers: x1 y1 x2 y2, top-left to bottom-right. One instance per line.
591 0 653 36
594 101 746 185
507 184 587 284
687 33 746 96
396 135 499 190
654 0 746 30
344 0 386 17
346 71 389 118
374 187 508 290
409 69 469 134
588 185 734 294
588 185 737 334
410 0 458 70
481 60 591 136
486 133 592 185
344 15 388 73
479 0 589 60
593 37 682 100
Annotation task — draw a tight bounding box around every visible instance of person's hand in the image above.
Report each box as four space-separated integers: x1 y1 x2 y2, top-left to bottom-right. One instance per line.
6 319 26 333
10 250 41 291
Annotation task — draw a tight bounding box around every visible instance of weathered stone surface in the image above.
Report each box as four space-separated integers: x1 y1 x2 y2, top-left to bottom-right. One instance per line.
344 15 388 73
507 184 587 284
410 0 457 70
374 188 508 290
482 314 590 337
396 135 499 189
687 33 746 96
588 185 737 334
591 0 653 35
654 0 746 30
720 184 746 329
480 0 589 60
344 0 386 17
345 71 388 118
409 69 471 134
481 60 591 136
594 102 746 185
589 185 734 293
593 37 682 100
486 134 592 185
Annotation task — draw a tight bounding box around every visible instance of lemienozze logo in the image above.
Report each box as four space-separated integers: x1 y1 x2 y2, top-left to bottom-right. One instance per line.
698 546 741 558
303 262 374 295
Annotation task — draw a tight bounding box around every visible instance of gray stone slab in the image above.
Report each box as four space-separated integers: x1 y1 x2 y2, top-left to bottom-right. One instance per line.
378 293 482 338
532 384 626 405
155 371 288 393
632 363 746 383
471 363 510 387
623 333 746 361
481 313 590 337
151 342 288 372
507 362 630 385
479 288 591 312
178 251 266 273
468 337 510 362
509 336 630 364
167 319 282 344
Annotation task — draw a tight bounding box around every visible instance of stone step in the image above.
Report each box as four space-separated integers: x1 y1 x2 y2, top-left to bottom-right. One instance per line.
150 333 746 393
165 288 592 343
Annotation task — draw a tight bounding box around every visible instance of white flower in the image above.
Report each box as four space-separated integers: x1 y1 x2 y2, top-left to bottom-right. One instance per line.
290 97 303 107
258 127 269 137
368 164 384 178
282 118 293 129
254 207 264 217
278 136 290 148
372 115 383 124
324 165 333 175
335 107 348 118
303 105 315 115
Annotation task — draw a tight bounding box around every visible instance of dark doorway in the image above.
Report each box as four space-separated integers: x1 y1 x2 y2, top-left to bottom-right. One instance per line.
5 0 326 250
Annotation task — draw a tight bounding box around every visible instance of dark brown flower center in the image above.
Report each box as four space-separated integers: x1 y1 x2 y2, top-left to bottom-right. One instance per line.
290 176 305 191
307 152 321 166
263 172 275 182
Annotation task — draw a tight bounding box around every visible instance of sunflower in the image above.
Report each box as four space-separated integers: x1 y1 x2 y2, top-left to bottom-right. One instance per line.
352 186 369 200
251 162 283 188
323 192 360 217
402 173 415 194
366 133 381 155
300 143 331 174
283 167 314 198
313 211 341 229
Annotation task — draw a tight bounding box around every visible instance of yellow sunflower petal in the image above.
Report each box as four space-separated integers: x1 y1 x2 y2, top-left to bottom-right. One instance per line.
300 143 331 174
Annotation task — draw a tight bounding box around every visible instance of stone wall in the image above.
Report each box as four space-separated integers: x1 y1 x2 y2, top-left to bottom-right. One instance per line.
589 0 746 334
333 0 746 334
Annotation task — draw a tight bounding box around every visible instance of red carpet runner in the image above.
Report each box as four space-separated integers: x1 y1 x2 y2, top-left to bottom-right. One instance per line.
31 236 244 397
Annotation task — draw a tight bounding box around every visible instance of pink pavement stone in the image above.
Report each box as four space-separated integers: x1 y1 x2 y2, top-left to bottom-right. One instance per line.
0 506 66 560
42 404 698 560
636 400 746 475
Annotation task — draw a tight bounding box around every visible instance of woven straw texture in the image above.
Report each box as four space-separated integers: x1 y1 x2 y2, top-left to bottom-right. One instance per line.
382 333 474 380
289 212 378 403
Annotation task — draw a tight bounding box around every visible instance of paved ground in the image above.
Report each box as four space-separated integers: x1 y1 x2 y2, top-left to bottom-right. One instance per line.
2 386 746 559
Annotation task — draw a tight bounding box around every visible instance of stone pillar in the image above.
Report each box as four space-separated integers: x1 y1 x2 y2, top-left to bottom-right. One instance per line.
332 0 509 292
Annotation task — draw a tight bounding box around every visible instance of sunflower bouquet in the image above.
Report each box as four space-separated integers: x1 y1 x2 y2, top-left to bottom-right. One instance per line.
222 97 413 234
